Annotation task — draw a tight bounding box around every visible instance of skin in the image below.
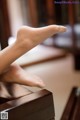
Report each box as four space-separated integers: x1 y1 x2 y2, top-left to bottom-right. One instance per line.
0 25 67 97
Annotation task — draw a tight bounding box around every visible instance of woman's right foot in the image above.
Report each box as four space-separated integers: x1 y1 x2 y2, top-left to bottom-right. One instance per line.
16 25 67 51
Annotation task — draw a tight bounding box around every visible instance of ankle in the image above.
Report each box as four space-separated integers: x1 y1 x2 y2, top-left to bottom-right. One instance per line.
16 28 33 51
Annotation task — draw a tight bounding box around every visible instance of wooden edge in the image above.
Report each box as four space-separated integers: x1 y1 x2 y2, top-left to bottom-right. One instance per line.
71 90 80 120
60 87 77 120
0 89 53 112
0 89 55 120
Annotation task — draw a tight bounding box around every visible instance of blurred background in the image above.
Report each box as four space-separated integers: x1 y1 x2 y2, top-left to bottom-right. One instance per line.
0 0 80 120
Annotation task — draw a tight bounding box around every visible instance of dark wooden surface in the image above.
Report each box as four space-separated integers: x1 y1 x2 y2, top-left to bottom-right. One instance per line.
0 89 55 120
61 87 80 120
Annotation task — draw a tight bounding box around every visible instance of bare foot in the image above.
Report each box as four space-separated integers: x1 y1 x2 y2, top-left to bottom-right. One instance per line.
0 25 66 98
16 25 67 51
0 64 45 88
0 25 66 75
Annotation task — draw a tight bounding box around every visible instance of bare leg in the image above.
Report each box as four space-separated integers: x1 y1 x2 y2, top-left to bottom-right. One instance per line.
0 64 45 88
0 25 66 74
0 25 66 98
